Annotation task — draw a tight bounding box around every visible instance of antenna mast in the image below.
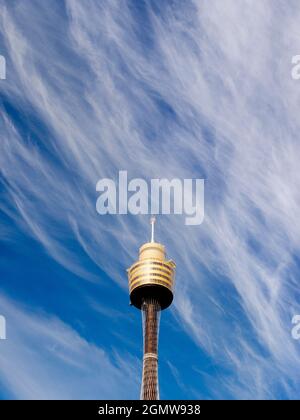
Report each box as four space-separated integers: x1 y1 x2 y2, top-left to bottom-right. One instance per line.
150 217 156 243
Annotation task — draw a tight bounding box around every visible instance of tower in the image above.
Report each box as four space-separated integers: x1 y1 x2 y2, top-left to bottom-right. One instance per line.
127 218 176 400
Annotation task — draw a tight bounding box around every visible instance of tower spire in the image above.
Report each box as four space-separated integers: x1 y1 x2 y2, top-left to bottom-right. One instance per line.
150 216 156 243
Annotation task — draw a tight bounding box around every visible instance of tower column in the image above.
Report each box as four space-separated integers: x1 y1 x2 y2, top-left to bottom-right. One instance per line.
141 298 160 400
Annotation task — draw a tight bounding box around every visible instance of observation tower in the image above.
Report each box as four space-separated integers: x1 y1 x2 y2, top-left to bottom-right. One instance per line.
127 218 176 400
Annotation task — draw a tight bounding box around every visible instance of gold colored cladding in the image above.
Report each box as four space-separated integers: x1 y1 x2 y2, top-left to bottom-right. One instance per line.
129 258 173 270
129 269 174 292
128 260 173 276
139 242 165 261
130 270 173 284
128 241 175 294
129 282 172 295
129 279 172 292
129 275 173 292
130 265 173 281
129 269 174 288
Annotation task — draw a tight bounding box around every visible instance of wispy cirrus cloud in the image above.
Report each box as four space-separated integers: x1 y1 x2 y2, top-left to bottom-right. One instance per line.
0 293 139 399
1 0 300 399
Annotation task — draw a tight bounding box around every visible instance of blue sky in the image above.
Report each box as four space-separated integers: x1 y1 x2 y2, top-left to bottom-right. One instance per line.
1 0 300 400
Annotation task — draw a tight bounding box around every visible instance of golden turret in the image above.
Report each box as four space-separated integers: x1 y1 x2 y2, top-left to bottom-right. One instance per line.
127 218 176 310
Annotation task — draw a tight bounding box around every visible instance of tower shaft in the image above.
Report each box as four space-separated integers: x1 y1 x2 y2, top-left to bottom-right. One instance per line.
141 298 160 400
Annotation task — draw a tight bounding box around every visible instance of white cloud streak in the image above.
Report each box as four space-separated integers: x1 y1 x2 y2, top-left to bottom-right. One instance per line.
0 293 139 399
1 0 300 398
